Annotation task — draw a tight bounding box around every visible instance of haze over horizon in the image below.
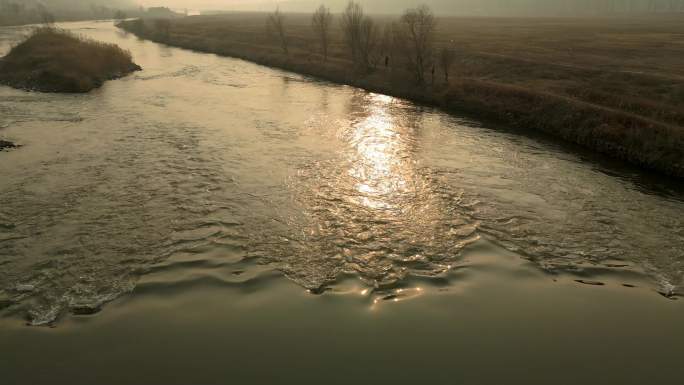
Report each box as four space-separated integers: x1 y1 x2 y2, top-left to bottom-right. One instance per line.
139 0 684 15
7 0 681 16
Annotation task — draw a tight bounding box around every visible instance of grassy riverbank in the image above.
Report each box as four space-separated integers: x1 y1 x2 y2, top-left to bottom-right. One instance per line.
0 27 140 93
118 14 684 176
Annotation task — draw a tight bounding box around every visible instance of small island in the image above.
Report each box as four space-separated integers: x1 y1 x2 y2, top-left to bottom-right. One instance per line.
0 27 141 93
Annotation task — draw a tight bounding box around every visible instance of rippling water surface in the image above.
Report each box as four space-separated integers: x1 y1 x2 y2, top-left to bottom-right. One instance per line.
1 22 683 325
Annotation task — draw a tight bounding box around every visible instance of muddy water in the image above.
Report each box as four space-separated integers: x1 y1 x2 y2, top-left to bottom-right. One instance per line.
1 19 684 353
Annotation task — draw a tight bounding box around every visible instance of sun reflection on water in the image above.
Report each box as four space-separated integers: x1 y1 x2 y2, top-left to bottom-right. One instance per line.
346 93 414 210
264 90 479 295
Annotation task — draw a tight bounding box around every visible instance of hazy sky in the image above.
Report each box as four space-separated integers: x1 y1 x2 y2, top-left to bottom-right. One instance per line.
141 1 351 11
141 1 288 10
138 1 480 13
137 1 681 15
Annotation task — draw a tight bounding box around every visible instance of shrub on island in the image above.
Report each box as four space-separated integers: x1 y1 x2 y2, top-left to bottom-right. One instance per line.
0 27 141 93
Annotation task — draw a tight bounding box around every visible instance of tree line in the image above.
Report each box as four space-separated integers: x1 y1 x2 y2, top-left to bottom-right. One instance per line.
0 0 132 27
266 1 683 87
267 2 453 86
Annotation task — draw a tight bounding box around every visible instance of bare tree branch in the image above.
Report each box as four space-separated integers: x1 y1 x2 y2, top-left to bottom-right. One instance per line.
267 6 289 55
401 5 437 84
341 1 379 71
312 4 333 61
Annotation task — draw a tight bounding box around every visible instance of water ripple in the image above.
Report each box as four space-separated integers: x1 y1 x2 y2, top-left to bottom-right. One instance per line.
1 22 684 325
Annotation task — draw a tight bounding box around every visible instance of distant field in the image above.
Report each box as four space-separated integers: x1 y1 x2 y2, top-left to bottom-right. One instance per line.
120 13 684 176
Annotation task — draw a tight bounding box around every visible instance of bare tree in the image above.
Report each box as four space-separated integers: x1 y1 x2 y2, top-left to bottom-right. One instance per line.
311 4 333 61
388 22 408 71
379 23 394 68
267 6 289 55
359 16 380 70
341 1 364 64
401 5 437 84
439 45 455 83
340 1 378 70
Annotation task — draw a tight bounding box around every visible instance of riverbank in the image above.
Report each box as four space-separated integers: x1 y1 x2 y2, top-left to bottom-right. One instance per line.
118 14 684 177
0 27 140 93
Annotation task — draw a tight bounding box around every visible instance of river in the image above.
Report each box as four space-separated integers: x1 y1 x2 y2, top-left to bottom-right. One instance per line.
1 21 684 384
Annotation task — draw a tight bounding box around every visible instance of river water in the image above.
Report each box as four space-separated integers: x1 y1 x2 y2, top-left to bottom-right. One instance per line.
1 21 684 328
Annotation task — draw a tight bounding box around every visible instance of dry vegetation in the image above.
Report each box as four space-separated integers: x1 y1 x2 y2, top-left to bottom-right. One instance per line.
0 27 140 93
119 10 684 176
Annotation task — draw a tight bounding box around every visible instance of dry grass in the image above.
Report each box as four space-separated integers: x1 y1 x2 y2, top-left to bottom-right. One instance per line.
118 13 684 176
0 27 140 93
